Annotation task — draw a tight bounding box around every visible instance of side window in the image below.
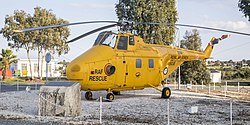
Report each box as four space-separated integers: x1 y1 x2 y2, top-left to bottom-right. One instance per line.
136 59 142 68
148 59 154 68
21 63 27 70
117 36 128 50
129 36 134 45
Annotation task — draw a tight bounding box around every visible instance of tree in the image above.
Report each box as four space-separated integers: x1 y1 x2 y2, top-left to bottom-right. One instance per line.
1 7 70 79
246 60 250 66
238 0 250 21
215 60 221 66
0 48 18 80
116 0 177 45
2 10 35 78
179 30 211 84
58 60 69 76
31 7 70 79
0 62 2 69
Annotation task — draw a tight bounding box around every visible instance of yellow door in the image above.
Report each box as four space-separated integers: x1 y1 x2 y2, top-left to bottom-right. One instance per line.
146 58 160 85
125 57 144 89
114 56 127 88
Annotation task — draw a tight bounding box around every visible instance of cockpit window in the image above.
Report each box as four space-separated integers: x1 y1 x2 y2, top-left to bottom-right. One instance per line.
94 33 104 45
94 32 117 48
100 34 117 48
117 36 128 50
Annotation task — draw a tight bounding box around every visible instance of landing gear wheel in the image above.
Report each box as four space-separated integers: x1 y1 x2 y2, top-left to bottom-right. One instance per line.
85 91 93 100
161 87 171 99
112 91 121 95
106 93 115 102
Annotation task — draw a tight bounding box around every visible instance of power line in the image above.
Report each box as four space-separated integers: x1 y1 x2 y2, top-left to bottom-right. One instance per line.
214 41 250 56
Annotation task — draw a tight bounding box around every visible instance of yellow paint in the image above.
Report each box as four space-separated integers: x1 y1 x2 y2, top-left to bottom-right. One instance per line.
22 70 27 76
66 32 217 92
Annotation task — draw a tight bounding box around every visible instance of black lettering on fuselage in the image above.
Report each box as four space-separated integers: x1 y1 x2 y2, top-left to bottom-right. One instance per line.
95 69 103 74
171 55 188 60
89 76 107 81
181 56 188 59
168 61 176 65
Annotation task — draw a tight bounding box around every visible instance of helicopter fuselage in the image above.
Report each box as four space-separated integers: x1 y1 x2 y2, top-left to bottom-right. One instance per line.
66 31 214 92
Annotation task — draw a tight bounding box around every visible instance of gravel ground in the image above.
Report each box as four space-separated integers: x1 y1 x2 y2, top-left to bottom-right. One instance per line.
0 88 249 125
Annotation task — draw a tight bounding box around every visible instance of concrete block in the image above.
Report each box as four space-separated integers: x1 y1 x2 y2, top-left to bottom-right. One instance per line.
39 82 81 117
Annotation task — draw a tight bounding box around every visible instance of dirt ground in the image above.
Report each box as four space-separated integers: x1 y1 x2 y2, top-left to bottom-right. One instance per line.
0 87 249 125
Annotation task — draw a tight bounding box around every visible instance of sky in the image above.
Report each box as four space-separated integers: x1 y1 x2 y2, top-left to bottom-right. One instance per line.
0 0 249 62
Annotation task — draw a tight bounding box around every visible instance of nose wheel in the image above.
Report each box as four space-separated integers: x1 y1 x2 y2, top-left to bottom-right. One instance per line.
85 91 93 100
161 87 171 99
106 93 115 102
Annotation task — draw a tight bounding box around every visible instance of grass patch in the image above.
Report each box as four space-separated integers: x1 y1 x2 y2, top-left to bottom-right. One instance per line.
0 76 68 84
1 77 25 84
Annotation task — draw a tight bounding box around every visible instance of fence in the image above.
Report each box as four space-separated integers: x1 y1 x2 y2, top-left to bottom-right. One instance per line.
94 89 248 124
0 80 249 124
171 81 250 95
0 81 42 93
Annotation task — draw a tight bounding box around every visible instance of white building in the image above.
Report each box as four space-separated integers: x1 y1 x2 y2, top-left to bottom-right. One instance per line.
11 59 62 77
210 70 221 83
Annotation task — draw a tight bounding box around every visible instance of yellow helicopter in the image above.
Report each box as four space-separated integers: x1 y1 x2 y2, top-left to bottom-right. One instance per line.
12 21 248 101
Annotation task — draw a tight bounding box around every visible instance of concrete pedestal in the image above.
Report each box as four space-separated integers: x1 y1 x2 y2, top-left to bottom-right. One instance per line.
39 82 81 117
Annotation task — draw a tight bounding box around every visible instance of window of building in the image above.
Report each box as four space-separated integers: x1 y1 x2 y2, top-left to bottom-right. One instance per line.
148 59 154 68
117 36 128 50
129 36 134 45
136 59 142 68
21 63 27 70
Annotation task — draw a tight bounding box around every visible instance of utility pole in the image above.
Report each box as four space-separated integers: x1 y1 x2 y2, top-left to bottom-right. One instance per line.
178 30 181 90
45 53 51 82
178 66 181 90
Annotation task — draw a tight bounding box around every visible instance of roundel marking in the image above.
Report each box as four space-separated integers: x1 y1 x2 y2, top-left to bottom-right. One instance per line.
163 67 168 75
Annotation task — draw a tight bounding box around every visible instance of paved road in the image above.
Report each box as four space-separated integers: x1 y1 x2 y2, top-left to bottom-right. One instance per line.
0 83 43 92
0 118 64 125
1 82 249 93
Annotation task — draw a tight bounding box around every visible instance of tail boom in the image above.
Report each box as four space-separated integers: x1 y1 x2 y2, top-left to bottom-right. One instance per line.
204 34 230 59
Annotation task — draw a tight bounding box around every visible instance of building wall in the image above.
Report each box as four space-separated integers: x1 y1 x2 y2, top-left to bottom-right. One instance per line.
12 59 61 77
210 71 221 83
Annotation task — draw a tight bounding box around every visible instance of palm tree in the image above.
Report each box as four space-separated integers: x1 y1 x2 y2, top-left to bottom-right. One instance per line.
0 48 18 79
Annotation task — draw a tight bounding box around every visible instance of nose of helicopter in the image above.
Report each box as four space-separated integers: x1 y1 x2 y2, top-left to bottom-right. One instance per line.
66 45 116 89
66 62 88 87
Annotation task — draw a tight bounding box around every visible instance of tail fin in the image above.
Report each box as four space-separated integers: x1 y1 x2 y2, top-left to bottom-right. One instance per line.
204 35 230 59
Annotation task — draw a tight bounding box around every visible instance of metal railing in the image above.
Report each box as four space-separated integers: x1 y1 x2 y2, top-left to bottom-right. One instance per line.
0 81 42 93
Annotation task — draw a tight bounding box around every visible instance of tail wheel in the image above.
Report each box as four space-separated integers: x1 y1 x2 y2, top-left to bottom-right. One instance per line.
85 91 93 100
161 87 171 99
106 93 115 102
112 91 121 95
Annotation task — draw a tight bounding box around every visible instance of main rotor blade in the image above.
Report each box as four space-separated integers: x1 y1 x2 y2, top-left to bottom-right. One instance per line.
135 22 250 36
66 24 117 43
13 21 118 32
176 23 250 36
